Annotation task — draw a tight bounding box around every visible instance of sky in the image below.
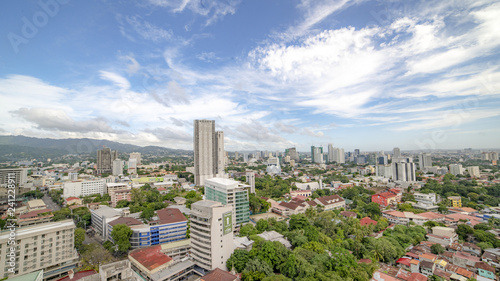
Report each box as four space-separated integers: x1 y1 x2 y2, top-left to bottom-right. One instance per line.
1 0 500 152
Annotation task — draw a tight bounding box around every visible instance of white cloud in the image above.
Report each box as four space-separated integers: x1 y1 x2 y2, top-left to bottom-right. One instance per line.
99 71 131 90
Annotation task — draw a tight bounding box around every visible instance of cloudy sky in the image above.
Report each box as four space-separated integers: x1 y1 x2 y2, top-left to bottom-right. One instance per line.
1 0 499 152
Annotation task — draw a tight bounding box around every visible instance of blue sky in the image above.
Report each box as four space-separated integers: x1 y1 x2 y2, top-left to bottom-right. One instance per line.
1 0 500 152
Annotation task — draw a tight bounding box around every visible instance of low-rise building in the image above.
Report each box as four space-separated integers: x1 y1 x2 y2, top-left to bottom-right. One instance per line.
313 195 345 211
372 192 398 207
448 196 462 208
90 205 122 239
129 245 196 281
257 230 292 249
109 189 132 207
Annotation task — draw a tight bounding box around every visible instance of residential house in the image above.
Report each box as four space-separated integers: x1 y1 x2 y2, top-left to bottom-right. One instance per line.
313 195 346 211
482 248 500 268
463 242 481 257
420 260 435 276
372 192 398 207
475 261 496 281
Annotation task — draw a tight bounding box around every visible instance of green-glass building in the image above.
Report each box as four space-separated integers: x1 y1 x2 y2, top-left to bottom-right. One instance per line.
204 178 250 227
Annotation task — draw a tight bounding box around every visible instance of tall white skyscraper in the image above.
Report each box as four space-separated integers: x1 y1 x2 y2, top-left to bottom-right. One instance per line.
393 147 401 158
246 171 255 194
418 153 432 170
112 159 123 176
311 146 324 164
333 147 345 164
328 144 334 162
449 164 463 176
392 158 416 182
194 120 225 186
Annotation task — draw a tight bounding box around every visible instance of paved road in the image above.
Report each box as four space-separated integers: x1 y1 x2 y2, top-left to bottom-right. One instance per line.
42 193 61 211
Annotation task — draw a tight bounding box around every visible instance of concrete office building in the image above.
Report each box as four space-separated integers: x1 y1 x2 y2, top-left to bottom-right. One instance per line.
0 220 79 280
332 147 345 164
190 200 234 273
127 158 137 174
204 178 250 227
392 159 416 182
393 147 401 158
449 164 463 176
327 144 334 162
193 120 225 186
90 205 122 239
376 164 393 178
96 146 118 174
63 179 106 198
285 147 299 161
112 159 124 176
0 168 28 187
311 146 324 164
466 166 480 178
418 153 433 171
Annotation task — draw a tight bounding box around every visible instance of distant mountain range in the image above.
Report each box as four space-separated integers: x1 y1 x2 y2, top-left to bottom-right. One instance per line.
0 135 191 162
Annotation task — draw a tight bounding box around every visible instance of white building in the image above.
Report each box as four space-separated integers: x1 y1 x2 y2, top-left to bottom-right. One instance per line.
392 159 416 182
418 153 433 171
90 205 122 239
333 147 345 164
449 164 463 176
193 120 225 186
246 171 255 194
0 220 79 280
63 179 106 198
127 158 137 174
311 146 324 164
393 147 401 158
376 164 393 178
466 166 480 178
414 193 440 211
190 200 234 273
266 157 281 175
112 159 124 176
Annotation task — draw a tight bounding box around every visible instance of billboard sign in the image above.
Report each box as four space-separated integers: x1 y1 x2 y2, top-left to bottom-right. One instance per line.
223 212 232 235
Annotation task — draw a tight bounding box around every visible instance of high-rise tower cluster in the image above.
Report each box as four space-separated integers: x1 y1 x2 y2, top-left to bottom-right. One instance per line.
193 120 225 186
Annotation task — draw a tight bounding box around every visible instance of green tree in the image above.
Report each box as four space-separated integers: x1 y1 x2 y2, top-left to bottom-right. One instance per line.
79 243 114 271
140 207 155 221
289 214 309 230
111 224 133 253
456 224 474 240
242 258 273 281
74 228 85 250
227 249 250 272
431 243 445 255
256 219 270 232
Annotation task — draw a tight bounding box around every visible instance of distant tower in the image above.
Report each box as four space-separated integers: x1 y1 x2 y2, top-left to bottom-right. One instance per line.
96 146 117 174
328 144 334 162
129 152 141 165
246 171 255 194
194 120 225 186
393 147 401 158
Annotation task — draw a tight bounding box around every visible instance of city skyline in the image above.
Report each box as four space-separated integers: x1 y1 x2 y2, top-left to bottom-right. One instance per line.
1 0 500 152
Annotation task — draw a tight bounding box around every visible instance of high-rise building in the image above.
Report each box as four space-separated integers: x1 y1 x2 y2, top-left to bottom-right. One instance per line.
0 220 79 280
311 146 324 164
466 166 480 178
193 120 225 186
449 164 463 176
96 146 118 174
393 147 401 158
418 153 433 170
234 151 239 161
327 144 334 162
285 147 299 161
376 164 393 178
216 131 225 175
246 171 255 194
129 152 141 165
190 200 234 272
332 147 345 164
368 153 377 165
204 178 250 227
378 156 388 165
354 149 360 156
127 158 137 174
112 159 124 176
392 159 416 182
63 179 106 198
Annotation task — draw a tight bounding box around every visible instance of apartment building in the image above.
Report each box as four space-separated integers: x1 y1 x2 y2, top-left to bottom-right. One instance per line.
63 179 106 198
190 200 233 273
0 220 79 280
